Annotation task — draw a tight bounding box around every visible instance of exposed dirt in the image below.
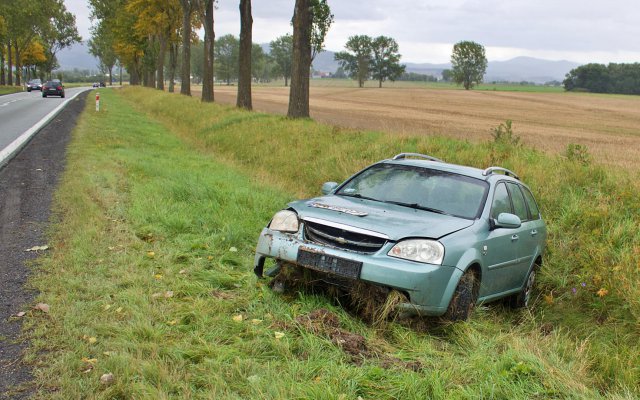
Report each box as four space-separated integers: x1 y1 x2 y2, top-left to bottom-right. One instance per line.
0 92 88 399
294 308 421 370
201 85 640 170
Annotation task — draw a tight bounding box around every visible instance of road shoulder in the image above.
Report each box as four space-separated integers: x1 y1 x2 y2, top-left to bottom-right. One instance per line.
0 91 88 399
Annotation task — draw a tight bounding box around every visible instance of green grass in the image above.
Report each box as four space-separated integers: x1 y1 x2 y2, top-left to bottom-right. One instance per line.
0 85 24 95
24 87 639 398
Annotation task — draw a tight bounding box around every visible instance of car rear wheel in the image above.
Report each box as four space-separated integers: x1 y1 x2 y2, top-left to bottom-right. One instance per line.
443 269 479 321
61 93 65 98
42 93 46 98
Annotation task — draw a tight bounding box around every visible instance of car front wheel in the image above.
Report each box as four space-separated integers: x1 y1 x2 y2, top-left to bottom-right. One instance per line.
42 93 46 98
443 269 479 321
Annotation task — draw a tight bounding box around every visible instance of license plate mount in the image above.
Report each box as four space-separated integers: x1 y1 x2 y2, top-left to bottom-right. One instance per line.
296 249 362 279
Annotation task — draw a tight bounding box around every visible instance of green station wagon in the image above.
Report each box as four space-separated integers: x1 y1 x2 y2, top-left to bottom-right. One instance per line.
254 154 547 320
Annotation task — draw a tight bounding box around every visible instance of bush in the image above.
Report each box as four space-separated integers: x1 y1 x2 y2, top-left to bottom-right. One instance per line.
491 119 520 147
565 143 591 165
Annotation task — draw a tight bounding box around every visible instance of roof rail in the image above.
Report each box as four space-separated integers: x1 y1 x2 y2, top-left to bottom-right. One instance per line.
482 167 520 180
392 153 443 162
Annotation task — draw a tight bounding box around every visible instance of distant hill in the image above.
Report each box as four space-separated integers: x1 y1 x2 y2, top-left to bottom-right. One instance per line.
311 50 579 84
60 42 580 84
56 42 99 71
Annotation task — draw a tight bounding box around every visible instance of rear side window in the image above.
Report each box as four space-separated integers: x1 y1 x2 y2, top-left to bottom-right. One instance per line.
507 183 529 221
491 183 512 219
522 186 541 220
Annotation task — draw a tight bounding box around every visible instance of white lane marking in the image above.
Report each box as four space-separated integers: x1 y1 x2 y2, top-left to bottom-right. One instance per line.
0 99 24 107
0 88 92 168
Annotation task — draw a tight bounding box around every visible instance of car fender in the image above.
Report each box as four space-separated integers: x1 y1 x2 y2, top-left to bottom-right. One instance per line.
440 248 483 310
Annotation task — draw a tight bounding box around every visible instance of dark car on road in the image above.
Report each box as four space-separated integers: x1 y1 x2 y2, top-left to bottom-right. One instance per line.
42 80 65 98
27 79 42 92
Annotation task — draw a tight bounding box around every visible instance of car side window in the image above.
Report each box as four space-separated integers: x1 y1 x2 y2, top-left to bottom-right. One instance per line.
491 183 512 219
521 186 541 220
507 183 529 221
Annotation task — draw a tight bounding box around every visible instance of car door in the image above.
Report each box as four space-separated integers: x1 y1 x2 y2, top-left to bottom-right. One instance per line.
480 182 520 297
505 182 536 290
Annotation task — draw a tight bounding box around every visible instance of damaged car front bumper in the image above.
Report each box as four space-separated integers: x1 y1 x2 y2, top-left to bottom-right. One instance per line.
254 226 464 316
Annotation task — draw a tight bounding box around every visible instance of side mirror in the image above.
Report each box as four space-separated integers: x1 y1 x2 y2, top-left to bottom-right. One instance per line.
321 181 338 195
492 213 521 229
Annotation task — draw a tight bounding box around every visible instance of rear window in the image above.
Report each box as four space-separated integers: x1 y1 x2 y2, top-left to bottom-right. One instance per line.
507 183 529 221
521 186 541 220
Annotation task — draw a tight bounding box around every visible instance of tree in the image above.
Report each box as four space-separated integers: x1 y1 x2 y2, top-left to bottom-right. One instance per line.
310 0 333 61
88 23 117 85
441 68 453 82
450 40 487 90
179 0 195 95
370 36 405 88
40 1 81 79
215 34 238 84
200 0 215 102
0 13 7 85
270 34 292 86
334 35 372 88
287 0 312 118
251 44 267 82
237 0 252 109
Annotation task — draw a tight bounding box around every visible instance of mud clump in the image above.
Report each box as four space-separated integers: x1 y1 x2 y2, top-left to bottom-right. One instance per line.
295 309 422 370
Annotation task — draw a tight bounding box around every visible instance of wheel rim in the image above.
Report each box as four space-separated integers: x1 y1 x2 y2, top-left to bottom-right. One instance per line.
523 269 535 307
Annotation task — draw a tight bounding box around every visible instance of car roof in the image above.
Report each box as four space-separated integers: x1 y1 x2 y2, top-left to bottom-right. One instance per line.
381 157 521 184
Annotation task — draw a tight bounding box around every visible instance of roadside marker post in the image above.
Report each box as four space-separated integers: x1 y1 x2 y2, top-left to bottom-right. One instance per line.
96 93 100 112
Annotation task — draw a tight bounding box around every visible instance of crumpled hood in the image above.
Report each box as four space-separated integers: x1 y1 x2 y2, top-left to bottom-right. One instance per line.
289 195 475 240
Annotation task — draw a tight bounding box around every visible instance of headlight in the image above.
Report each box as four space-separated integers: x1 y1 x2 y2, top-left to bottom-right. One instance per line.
388 239 444 265
269 210 299 233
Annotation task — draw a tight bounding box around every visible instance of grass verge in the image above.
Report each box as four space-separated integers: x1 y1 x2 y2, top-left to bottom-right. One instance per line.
25 87 639 398
0 85 24 95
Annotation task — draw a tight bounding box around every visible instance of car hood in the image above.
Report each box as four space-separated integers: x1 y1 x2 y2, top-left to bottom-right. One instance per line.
289 195 475 241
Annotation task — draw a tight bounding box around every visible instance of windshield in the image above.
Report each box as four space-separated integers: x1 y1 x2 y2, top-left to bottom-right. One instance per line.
336 163 489 219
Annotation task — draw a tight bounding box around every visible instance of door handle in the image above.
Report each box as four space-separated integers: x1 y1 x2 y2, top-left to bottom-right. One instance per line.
511 234 519 241
531 229 538 236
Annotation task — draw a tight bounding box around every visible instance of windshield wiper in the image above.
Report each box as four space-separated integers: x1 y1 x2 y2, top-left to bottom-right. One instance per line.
384 200 448 215
337 192 380 202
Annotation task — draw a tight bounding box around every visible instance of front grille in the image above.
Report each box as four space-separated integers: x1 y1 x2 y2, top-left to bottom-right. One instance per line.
303 220 386 253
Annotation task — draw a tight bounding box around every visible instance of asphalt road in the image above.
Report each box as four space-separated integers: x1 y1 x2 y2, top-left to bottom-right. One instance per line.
0 87 90 153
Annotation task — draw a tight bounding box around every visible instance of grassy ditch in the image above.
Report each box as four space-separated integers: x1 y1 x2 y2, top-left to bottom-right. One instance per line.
26 87 639 398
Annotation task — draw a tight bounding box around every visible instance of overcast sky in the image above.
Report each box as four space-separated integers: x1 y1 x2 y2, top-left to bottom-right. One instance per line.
65 0 640 64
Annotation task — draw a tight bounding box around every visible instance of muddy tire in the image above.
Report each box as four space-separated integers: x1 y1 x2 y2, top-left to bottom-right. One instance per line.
508 266 537 309
443 269 478 321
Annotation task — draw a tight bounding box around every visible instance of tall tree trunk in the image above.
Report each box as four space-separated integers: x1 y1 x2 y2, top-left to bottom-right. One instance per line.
108 65 113 85
119 63 123 86
168 43 177 93
0 49 5 85
180 0 192 96
237 0 252 109
157 36 166 91
7 40 13 86
14 45 21 86
287 0 311 118
379 79 382 88
201 0 215 102
284 76 288 87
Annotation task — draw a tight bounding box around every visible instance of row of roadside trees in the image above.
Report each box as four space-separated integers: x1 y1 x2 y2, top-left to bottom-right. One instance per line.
0 0 81 86
88 0 333 117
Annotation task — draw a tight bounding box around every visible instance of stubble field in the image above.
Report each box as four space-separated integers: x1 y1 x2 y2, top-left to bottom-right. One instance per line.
201 83 640 171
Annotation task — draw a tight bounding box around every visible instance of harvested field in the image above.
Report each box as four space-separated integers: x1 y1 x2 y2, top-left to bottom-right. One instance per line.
195 85 640 170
